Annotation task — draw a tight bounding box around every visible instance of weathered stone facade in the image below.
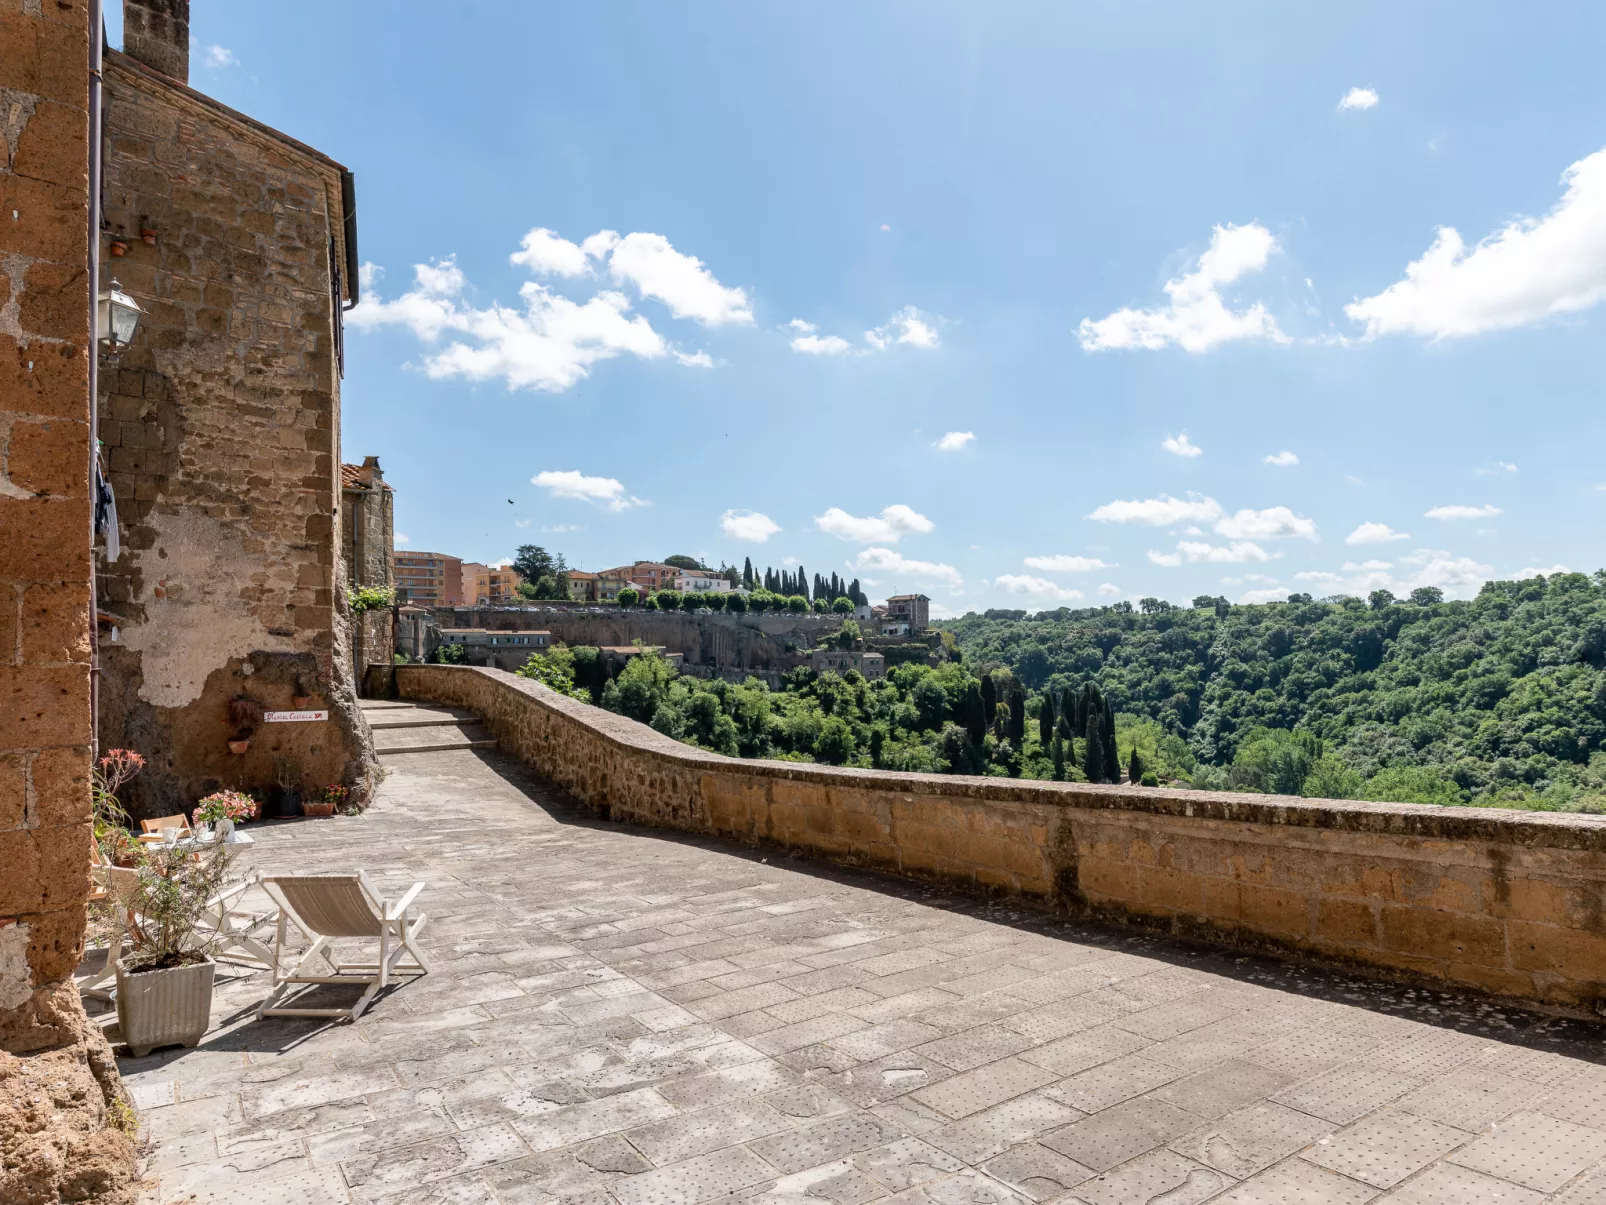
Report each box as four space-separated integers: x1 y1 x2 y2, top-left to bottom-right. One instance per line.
93 45 374 817
342 456 394 684
400 664 1606 1016
1 1 138 1199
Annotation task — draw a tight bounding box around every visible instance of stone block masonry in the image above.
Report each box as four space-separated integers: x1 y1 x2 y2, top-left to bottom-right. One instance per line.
1 0 138 1199
399 664 1606 1016
93 48 374 817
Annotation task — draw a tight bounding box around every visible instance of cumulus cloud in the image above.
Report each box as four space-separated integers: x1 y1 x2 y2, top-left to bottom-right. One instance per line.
815 505 934 543
1346 522 1410 545
1346 147 1606 339
395 532 411 546
1338 87 1379 111
1162 433 1203 458
1265 450 1299 466
1476 461 1519 476
720 509 780 543
1240 587 1295 605
934 431 975 452
1078 222 1289 352
1516 564 1571 578
995 575 1084 602
532 470 645 511
1023 554 1114 572
1298 549 1494 600
352 226 746 391
791 333 855 356
1425 503 1502 520
1214 506 1318 541
1148 540 1273 567
853 547 963 588
867 306 941 350
1097 582 1122 597
543 523 583 534
205 44 238 68
1088 493 1223 526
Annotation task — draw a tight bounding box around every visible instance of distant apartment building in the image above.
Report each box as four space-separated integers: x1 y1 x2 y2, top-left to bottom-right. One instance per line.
810 648 886 680
601 561 682 593
393 551 464 606
567 571 628 602
439 628 549 672
885 594 931 632
462 562 524 604
675 570 733 594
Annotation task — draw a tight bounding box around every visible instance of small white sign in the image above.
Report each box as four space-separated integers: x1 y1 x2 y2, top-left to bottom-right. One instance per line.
263 710 328 723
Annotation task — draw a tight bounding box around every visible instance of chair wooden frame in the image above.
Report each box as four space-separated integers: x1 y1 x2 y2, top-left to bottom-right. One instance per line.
256 872 428 1022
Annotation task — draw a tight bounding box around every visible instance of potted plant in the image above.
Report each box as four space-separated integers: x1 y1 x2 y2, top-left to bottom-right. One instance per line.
291 677 314 709
302 783 346 818
192 789 256 841
227 695 263 754
93 748 146 866
95 840 236 1057
268 757 303 819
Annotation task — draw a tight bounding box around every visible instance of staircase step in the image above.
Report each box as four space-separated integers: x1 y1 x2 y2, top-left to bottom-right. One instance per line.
373 722 495 755
377 739 499 755
368 713 477 730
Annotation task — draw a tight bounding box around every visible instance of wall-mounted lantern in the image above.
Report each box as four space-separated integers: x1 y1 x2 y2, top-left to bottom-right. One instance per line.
97 280 145 349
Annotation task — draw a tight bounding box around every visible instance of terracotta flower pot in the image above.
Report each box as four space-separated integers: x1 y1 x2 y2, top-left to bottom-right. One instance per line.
115 958 215 1057
291 696 312 709
301 801 336 818
227 739 250 755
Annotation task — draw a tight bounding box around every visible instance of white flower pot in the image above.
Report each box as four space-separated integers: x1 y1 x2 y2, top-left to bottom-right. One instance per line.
115 958 215 1057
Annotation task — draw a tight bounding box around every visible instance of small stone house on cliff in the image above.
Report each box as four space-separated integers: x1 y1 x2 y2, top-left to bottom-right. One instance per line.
93 9 374 815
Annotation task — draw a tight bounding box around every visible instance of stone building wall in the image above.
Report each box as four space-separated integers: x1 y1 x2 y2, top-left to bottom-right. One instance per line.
0 1 138 1198
342 457 393 683
399 664 1606 1016
93 50 374 817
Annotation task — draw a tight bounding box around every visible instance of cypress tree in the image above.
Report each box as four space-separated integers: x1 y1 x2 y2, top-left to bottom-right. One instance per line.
1009 686 1026 744
964 683 986 744
980 675 998 733
743 557 754 588
1128 745 1144 784
797 565 807 599
1083 711 1106 783
1102 697 1120 784
1051 735 1065 782
1038 690 1055 747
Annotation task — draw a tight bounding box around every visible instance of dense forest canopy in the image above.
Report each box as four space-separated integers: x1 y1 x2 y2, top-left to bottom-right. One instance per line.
941 572 1606 811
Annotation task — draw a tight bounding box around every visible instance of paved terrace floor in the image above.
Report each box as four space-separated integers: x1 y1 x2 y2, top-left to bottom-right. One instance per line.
104 701 1606 1205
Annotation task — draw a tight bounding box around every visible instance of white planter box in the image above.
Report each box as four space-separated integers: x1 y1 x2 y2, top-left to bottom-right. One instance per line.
115 958 215 1057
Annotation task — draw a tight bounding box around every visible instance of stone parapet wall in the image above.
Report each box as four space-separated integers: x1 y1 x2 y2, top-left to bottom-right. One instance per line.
398 664 1606 1015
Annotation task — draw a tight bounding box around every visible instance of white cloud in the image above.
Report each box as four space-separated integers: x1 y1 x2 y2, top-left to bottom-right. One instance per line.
1265 450 1299 466
1346 521 1410 545
1240 587 1294 604
786 318 816 333
1290 548 1495 600
791 333 854 356
1023 555 1113 573
1346 147 1606 339
1088 493 1223 526
815 504 934 544
879 224 892 233
1343 559 1393 571
532 470 645 511
1476 461 1518 476
595 231 752 326
1214 506 1318 541
934 431 975 452
867 306 941 350
1425 503 1502 520
995 574 1085 602
1516 564 1571 578
1148 540 1273 567
720 509 780 543
509 228 590 277
853 547 963 588
1338 87 1379 111
395 531 411 546
1078 222 1289 352
1097 582 1122 597
543 523 583 533
204 44 237 68
674 350 714 368
1162 432 1203 458
1294 571 1344 584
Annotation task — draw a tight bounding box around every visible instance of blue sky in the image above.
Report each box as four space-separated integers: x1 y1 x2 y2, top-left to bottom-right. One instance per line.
145 2 1606 614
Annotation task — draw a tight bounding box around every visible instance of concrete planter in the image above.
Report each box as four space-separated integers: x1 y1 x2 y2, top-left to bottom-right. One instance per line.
115 958 215 1057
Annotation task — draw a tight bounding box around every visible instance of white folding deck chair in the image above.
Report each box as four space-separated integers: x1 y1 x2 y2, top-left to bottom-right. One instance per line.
256 872 428 1021
81 864 140 1001
198 876 279 971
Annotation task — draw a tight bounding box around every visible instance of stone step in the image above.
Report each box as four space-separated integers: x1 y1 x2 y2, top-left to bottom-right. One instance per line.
373 723 496 755
377 738 499 756
367 709 478 730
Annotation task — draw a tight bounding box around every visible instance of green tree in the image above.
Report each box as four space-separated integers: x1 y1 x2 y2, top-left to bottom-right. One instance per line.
1082 716 1105 783
1008 686 1026 745
1302 755 1363 800
664 554 702 571
1051 734 1066 781
831 597 853 614
786 594 809 613
980 675 998 733
1410 586 1445 606
655 589 683 611
743 557 754 588
1128 745 1143 784
616 587 638 608
512 545 556 583
1038 690 1055 747
515 643 587 698
816 715 856 765
1361 765 1464 805
726 591 748 613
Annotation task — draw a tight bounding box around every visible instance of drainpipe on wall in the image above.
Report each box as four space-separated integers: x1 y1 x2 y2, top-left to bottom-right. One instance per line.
87 0 103 760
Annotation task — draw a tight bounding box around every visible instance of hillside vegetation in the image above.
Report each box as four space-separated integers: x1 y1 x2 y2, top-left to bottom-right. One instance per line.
942 572 1606 811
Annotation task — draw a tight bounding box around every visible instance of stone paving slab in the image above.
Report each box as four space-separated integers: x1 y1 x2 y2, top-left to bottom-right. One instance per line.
93 703 1606 1204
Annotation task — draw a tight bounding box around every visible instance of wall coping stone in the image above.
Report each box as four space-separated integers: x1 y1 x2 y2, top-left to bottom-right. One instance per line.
402 666 1606 852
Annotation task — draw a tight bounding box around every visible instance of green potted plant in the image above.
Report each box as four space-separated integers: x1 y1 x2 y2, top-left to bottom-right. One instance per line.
269 756 303 819
95 840 236 1057
302 782 347 818
93 748 146 867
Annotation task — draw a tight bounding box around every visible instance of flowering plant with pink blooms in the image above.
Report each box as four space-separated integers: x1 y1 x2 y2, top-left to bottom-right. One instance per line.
192 790 257 826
